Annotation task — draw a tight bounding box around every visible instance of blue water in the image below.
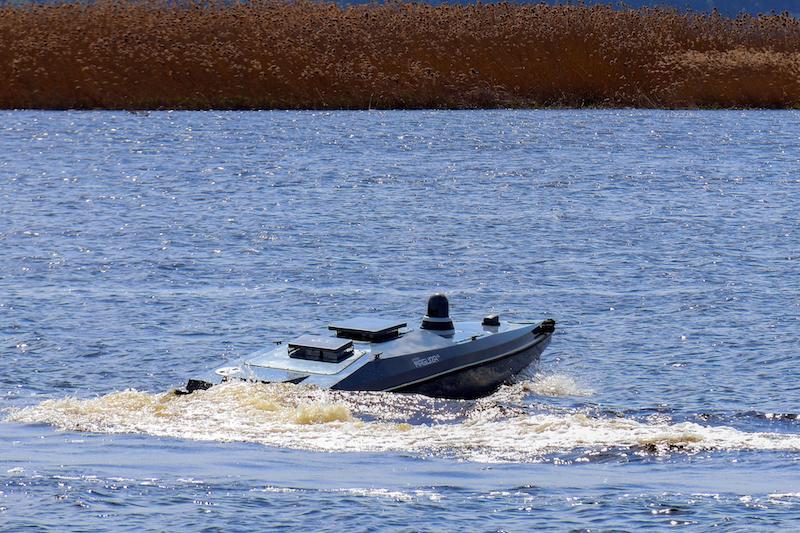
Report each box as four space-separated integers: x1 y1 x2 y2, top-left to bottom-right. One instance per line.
2 110 800 530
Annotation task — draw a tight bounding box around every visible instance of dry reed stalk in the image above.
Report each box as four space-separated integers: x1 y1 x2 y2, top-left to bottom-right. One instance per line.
1 1 800 109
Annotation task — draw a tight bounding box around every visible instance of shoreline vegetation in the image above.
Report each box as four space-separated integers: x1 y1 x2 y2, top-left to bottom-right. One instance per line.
2 1 800 110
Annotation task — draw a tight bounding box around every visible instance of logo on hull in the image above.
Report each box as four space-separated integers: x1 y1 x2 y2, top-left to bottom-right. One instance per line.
412 354 440 368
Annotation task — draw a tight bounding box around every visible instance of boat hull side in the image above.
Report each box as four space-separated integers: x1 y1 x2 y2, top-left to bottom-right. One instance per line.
392 333 551 400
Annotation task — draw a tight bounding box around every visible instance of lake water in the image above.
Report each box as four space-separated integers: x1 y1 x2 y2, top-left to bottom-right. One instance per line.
2 109 799 530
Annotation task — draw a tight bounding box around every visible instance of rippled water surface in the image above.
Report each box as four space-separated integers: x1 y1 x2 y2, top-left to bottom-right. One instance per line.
2 110 800 530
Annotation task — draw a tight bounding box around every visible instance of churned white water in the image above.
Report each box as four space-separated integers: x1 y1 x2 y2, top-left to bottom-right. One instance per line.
9 380 800 462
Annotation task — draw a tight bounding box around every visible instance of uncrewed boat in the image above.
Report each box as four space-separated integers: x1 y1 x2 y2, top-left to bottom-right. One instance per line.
180 294 555 399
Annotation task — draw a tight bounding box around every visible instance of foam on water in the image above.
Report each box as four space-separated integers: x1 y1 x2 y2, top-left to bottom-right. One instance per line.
517 372 595 398
7 381 800 463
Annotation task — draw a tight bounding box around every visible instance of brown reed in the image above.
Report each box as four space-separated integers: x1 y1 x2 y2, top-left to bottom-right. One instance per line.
2 0 800 109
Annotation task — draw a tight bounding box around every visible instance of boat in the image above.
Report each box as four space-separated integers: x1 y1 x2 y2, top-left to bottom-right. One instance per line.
179 294 555 400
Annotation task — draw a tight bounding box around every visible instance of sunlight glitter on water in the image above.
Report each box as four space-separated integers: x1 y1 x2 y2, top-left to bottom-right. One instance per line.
3 109 800 529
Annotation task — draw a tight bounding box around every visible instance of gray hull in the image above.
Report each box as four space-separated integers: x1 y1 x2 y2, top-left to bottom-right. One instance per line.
395 334 550 399
196 315 556 400
329 322 553 398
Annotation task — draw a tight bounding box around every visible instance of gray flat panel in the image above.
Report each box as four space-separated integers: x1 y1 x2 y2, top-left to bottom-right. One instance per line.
288 334 352 351
328 316 407 334
247 345 369 375
378 329 453 358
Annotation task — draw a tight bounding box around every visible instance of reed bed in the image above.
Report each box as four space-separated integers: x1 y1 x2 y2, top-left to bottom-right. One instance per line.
2 0 800 109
